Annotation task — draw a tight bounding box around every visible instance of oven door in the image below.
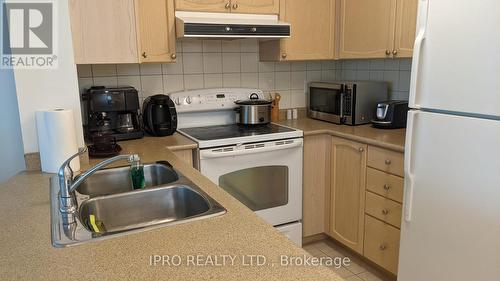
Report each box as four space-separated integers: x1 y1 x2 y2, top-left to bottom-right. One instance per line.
199 138 303 226
308 82 344 124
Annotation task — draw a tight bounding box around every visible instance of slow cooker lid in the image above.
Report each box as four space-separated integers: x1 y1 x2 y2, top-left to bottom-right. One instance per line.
234 93 272 105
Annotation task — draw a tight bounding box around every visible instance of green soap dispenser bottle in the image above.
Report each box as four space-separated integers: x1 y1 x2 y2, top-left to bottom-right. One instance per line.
130 160 145 190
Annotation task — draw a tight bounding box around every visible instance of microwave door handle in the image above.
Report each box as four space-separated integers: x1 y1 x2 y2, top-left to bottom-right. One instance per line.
339 92 345 121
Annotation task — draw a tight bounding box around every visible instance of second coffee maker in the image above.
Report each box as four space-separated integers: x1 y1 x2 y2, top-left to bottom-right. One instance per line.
142 94 178 137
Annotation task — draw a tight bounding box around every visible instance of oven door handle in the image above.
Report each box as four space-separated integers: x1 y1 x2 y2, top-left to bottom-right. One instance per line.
200 140 303 159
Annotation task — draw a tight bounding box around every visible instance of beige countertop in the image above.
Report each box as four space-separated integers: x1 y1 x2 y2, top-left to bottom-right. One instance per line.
109 133 197 152
0 135 343 280
277 118 406 152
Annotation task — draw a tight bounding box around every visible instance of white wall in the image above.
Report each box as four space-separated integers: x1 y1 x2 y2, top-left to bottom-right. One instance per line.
13 0 84 154
0 67 26 182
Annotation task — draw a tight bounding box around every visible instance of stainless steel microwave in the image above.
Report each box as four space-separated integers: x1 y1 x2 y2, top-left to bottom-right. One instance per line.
307 81 389 125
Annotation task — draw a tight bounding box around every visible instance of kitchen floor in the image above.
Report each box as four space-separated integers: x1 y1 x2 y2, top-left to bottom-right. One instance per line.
303 240 394 281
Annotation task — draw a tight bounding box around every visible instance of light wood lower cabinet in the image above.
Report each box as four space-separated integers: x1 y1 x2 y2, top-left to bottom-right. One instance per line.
327 136 367 254
365 191 402 228
364 215 400 275
367 145 404 177
366 167 404 203
259 0 336 61
302 135 405 274
303 135 331 237
173 149 194 167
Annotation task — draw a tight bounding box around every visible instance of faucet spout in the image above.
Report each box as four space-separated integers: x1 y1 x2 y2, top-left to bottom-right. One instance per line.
58 150 140 224
69 154 140 193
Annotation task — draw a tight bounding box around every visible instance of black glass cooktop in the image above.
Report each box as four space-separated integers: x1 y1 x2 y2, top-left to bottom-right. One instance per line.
180 123 295 141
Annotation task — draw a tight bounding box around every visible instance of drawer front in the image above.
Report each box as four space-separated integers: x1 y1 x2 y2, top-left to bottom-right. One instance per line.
366 167 404 203
367 146 404 177
365 191 402 228
364 215 401 275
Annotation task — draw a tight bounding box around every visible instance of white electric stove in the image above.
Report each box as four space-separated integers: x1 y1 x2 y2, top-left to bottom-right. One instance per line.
171 88 303 246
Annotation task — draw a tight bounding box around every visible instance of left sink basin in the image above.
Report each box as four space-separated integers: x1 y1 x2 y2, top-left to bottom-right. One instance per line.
50 162 226 247
75 162 179 196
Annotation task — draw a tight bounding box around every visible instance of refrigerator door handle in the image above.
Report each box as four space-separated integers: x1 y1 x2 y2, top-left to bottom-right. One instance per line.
403 111 417 222
409 0 430 108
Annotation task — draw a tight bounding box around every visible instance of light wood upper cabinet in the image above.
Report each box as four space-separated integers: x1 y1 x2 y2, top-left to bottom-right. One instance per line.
394 0 418 57
303 135 331 237
69 0 139 64
175 0 230 13
69 0 177 64
136 0 177 63
338 0 397 59
328 136 367 254
260 0 336 61
232 0 279 14
338 0 417 59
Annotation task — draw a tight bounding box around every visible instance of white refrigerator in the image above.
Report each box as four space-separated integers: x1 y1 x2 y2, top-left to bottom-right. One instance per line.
398 1 500 280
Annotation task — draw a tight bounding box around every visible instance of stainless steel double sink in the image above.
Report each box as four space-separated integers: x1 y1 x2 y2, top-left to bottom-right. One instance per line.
50 161 226 247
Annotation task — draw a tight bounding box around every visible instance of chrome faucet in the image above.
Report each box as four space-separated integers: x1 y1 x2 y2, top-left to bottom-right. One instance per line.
58 149 140 224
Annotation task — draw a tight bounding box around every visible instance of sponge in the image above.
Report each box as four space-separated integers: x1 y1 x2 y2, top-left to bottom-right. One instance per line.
89 215 101 233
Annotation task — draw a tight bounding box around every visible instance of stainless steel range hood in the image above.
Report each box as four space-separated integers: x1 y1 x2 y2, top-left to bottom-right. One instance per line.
175 11 290 39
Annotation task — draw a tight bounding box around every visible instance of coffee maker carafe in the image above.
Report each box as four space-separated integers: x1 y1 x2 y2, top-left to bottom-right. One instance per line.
83 86 144 141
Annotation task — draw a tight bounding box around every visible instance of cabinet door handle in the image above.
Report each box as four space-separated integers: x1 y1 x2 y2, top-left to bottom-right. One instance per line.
142 52 147 59
379 244 387 251
170 53 177 60
385 159 392 165
281 53 287 59
385 50 391 56
232 3 238 9
392 50 398 55
383 184 391 191
358 147 364 152
381 209 389 215
225 2 231 9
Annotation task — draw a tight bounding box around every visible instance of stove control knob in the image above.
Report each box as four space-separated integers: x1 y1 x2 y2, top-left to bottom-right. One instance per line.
186 96 192 104
174 97 181 105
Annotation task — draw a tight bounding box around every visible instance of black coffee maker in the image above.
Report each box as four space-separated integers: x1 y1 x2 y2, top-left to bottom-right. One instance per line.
83 86 144 141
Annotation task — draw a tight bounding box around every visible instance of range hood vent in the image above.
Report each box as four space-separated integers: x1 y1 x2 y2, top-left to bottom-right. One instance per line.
175 11 290 39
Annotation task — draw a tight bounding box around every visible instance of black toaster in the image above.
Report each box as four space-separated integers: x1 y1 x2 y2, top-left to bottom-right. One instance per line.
371 100 409 129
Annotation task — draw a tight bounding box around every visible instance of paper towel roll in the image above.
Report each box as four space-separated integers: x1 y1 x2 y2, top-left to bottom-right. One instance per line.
35 109 80 173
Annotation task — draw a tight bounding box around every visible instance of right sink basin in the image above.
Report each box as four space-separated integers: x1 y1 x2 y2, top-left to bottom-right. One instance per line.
76 162 179 196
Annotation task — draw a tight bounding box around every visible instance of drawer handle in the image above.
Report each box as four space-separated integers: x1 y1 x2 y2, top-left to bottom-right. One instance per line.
383 184 391 191
385 159 392 165
381 209 389 215
379 244 387 251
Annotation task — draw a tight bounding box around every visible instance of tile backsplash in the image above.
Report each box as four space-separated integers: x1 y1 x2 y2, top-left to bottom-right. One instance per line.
77 39 412 109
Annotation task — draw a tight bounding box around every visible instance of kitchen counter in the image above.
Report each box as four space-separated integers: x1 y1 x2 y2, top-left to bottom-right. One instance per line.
119 133 198 152
277 118 406 152
86 133 197 167
0 137 342 280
